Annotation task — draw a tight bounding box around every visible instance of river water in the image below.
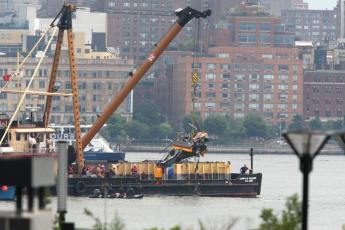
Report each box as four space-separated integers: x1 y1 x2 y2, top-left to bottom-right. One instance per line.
1 152 345 230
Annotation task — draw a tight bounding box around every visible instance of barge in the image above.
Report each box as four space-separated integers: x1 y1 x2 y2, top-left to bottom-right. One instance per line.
68 161 262 197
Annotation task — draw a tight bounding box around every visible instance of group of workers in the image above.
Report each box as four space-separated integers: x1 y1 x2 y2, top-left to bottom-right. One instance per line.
27 132 53 154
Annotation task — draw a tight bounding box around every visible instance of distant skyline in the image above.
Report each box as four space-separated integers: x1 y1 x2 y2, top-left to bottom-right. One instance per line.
307 0 338 10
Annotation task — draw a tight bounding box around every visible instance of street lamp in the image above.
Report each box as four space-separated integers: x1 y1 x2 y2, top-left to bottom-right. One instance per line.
282 130 332 230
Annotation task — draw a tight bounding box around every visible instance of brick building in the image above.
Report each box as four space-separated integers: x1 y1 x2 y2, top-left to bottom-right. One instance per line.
304 70 345 121
212 11 294 48
171 46 303 124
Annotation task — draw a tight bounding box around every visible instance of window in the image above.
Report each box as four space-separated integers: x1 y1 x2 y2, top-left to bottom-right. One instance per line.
207 83 215 89
278 65 289 72
260 35 271 44
93 82 101 90
278 84 288 90
221 73 231 80
264 64 274 71
222 83 229 89
234 83 244 89
278 104 288 110
239 34 256 43
206 63 216 71
39 80 45 89
292 104 298 110
205 73 216 80
260 23 272 31
234 93 244 100
263 104 273 109
194 102 200 109
239 23 256 31
234 74 245 80
205 102 216 109
250 74 259 80
278 75 289 81
221 64 230 71
65 82 71 90
218 53 229 58
263 74 274 80
292 85 298 91
262 54 273 59
234 103 244 109
279 94 288 100
249 94 259 100
222 93 229 98
249 84 259 90
65 105 73 112
248 103 259 109
206 92 216 98
264 94 273 100
220 102 230 109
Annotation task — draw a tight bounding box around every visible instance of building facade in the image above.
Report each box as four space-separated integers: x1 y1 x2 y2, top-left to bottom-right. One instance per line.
171 46 304 124
212 11 294 48
304 70 345 121
281 9 337 43
0 54 134 124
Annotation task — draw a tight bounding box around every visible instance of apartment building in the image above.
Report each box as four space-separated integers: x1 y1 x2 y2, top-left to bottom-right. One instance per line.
212 11 294 48
304 70 345 121
281 9 337 43
171 46 303 124
0 53 134 124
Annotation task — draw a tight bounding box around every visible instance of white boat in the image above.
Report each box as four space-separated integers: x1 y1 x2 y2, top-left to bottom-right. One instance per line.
49 124 125 162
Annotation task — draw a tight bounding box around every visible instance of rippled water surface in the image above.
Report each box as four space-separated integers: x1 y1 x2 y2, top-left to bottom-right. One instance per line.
1 152 345 230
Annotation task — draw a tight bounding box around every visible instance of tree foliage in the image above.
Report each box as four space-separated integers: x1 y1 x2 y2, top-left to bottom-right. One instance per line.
203 115 228 137
243 113 267 138
258 194 301 230
134 100 164 126
288 114 306 131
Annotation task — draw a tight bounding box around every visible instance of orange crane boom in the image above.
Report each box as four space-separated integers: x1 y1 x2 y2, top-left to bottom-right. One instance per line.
82 7 211 149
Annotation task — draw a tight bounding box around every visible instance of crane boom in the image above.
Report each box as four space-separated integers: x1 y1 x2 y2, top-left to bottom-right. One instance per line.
82 7 211 149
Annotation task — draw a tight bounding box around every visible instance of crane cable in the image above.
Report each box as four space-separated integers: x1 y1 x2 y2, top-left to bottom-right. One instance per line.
0 27 54 93
191 18 201 137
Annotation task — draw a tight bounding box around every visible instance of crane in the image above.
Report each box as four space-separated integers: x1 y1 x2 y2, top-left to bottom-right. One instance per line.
81 7 211 151
43 5 211 174
43 3 84 173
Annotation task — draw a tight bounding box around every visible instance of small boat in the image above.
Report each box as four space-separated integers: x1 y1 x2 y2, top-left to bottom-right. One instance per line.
88 189 143 199
109 193 144 199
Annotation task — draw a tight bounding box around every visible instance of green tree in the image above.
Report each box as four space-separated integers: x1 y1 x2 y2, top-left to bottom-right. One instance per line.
159 122 172 138
288 114 306 131
308 116 322 130
182 114 202 133
203 115 228 138
243 114 267 138
258 194 301 230
223 118 245 143
102 113 127 142
84 208 125 230
134 100 163 126
125 120 149 141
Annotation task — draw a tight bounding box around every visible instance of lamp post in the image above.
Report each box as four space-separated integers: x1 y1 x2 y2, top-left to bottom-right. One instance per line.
282 130 332 230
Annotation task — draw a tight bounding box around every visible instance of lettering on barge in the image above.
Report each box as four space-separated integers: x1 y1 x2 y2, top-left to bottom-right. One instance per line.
239 176 257 183
51 133 75 140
